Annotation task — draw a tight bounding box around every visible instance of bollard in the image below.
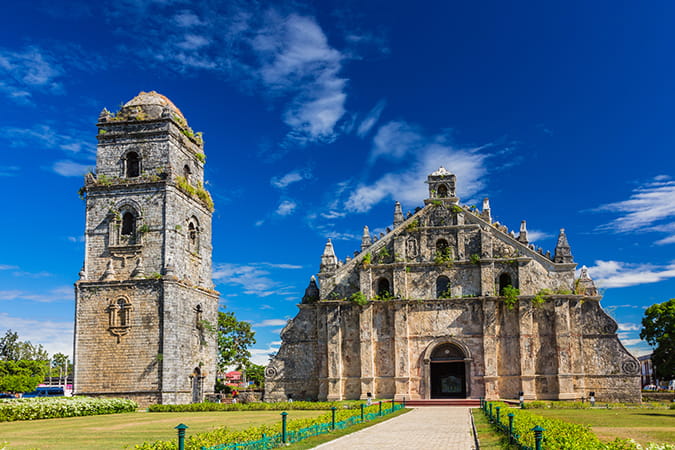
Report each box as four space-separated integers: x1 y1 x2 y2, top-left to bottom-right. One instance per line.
360 403 365 421
391 398 395 412
403 396 406 408
379 401 382 416
331 406 337 430
532 425 545 450
281 412 288 444
508 413 514 444
175 423 188 450
519 391 524 409
489 403 493 419
495 406 501 425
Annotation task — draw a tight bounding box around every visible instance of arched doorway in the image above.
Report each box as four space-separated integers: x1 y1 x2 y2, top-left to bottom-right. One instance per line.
498 273 512 295
430 343 467 398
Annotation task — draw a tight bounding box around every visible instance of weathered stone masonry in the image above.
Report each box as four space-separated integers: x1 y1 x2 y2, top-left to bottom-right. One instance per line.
266 168 641 402
74 92 219 406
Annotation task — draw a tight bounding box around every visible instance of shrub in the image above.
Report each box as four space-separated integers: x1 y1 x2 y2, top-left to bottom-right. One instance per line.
0 397 137 422
348 292 368 306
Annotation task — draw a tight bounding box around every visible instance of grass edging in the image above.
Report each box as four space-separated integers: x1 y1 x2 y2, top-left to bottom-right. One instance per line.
284 407 411 449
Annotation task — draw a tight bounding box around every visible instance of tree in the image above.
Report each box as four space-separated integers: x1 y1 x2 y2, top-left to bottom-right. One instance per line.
216 311 256 371
52 353 69 387
0 360 48 394
0 329 49 362
242 362 265 389
640 298 675 381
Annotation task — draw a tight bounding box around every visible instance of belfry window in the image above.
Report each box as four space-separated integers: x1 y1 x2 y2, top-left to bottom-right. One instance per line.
436 276 451 298
437 184 448 198
499 273 513 295
436 239 449 253
377 278 391 298
107 297 132 342
121 212 136 236
117 299 129 326
183 164 191 183
188 217 200 253
125 152 140 178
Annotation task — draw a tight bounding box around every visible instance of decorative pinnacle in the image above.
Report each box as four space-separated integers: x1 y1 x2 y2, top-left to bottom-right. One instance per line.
361 226 372 252
393 201 404 227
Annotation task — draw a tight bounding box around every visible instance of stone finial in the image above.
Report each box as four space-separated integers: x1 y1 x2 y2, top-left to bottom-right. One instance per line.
576 265 598 296
554 228 573 263
481 198 491 222
361 226 372 252
131 257 145 279
393 201 404 227
301 276 320 303
98 108 111 123
320 239 338 272
102 260 115 281
79 265 87 280
518 220 528 244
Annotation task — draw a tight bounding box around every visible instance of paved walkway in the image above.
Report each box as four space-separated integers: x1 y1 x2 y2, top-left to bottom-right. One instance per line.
313 407 477 450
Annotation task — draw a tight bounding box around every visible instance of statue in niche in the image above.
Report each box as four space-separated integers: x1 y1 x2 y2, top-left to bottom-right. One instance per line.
406 237 418 258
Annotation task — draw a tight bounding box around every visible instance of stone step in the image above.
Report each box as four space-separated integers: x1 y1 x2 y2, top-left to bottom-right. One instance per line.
405 398 481 407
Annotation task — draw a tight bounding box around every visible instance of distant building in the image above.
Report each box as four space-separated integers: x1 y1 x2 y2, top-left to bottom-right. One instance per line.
639 354 655 387
265 168 641 402
73 92 219 406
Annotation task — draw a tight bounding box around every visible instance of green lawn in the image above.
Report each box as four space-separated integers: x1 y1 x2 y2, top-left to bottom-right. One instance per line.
530 408 675 447
0 410 327 450
471 409 518 449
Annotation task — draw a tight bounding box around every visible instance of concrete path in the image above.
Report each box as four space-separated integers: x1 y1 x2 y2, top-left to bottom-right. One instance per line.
313 407 477 450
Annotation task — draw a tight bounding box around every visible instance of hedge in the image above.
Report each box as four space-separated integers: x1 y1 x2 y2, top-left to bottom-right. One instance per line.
0 397 137 422
148 400 366 412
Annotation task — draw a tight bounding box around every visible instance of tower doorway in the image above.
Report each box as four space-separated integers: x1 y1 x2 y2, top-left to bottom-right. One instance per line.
429 343 467 398
191 367 204 403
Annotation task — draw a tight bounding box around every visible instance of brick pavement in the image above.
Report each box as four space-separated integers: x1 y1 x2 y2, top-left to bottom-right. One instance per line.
313 407 477 450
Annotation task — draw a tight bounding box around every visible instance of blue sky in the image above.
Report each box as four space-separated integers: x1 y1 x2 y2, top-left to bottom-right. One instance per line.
1 1 674 364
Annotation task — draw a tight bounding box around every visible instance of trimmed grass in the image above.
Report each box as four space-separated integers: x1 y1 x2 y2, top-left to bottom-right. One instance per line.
284 407 410 449
471 409 517 449
0 410 326 450
530 408 675 447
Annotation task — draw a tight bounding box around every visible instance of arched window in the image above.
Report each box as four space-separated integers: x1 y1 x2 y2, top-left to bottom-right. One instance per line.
436 276 450 298
183 164 191 183
437 184 448 198
377 278 391 298
125 152 140 178
436 239 449 253
499 273 513 295
117 299 129 326
188 217 200 253
121 212 136 236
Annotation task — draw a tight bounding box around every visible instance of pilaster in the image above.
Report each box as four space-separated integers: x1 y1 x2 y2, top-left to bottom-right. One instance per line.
326 305 343 400
518 300 536 399
393 303 410 400
482 299 499 399
554 298 576 399
358 306 374 399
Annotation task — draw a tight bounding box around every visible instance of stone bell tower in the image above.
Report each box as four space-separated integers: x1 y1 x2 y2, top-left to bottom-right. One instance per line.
73 92 219 405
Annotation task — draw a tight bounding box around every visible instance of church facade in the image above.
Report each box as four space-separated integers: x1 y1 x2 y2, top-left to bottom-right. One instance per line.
265 168 641 402
73 92 219 406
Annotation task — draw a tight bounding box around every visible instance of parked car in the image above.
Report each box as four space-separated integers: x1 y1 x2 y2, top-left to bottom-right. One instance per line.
0 393 16 399
643 384 658 391
23 387 65 398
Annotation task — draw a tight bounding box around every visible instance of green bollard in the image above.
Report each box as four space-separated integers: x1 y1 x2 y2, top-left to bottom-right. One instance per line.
175 423 188 450
532 425 545 450
331 406 336 430
403 396 406 408
379 400 382 416
489 403 493 419
360 403 365 421
495 406 501 425
281 412 288 444
508 413 514 443
391 398 395 413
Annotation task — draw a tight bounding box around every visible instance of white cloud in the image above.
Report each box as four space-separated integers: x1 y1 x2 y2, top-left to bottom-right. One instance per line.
0 166 19 176
595 177 675 244
586 259 675 288
344 122 489 213
0 285 71 303
526 229 553 243
0 46 63 103
253 319 288 327
52 160 94 177
618 323 641 332
356 99 386 138
276 200 297 216
271 169 310 188
248 344 281 365
174 11 204 28
0 264 18 270
0 313 73 357
177 34 211 50
212 262 298 298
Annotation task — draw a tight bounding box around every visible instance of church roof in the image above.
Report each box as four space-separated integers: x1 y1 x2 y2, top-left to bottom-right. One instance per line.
122 91 186 120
